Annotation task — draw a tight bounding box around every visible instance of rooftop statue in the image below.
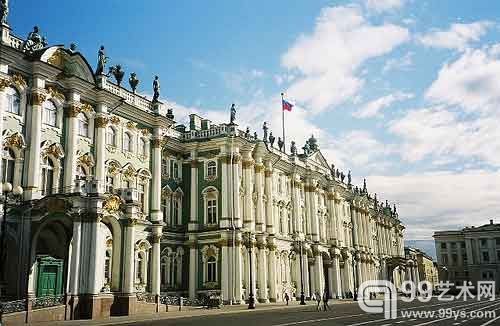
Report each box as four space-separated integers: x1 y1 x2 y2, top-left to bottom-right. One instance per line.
245 127 250 138
363 178 367 193
22 26 47 54
340 172 345 183
262 122 268 142
303 140 311 155
347 170 352 185
129 72 140 93
230 103 236 124
277 137 284 152
95 46 108 75
69 43 77 52
374 193 378 207
253 131 258 140
336 168 340 178
269 132 275 147
308 134 318 151
330 164 335 177
109 65 124 86
152 76 160 102
290 141 297 155
1 0 8 25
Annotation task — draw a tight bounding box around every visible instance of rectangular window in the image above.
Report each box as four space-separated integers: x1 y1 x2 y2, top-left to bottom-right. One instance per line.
452 254 458 265
172 199 179 225
440 243 447 250
207 199 217 224
138 184 145 212
461 242 466 249
480 239 488 247
442 254 448 264
451 243 457 250
496 238 500 246
482 251 490 262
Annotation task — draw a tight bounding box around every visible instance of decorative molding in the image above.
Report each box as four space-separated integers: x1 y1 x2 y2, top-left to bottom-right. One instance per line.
108 161 120 175
31 92 46 106
109 115 120 125
254 164 264 173
78 153 95 167
151 138 162 148
242 160 254 169
126 121 137 130
66 104 80 117
141 129 151 136
264 170 272 178
80 103 94 113
123 165 136 180
4 132 26 149
0 78 10 90
11 73 27 89
103 194 122 213
47 86 65 101
95 116 108 128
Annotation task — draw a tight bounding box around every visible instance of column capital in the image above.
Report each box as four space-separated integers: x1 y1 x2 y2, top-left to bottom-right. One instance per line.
95 115 108 128
0 77 10 91
65 103 81 117
151 138 162 148
31 91 47 106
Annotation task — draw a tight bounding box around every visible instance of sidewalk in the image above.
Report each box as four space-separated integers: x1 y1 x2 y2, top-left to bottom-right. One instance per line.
35 299 356 326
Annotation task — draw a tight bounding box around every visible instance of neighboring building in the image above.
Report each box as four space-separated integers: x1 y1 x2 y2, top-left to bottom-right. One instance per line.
0 5 406 321
434 220 500 292
404 247 439 290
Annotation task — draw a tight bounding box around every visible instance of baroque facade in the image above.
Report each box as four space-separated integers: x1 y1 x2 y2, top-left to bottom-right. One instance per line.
0 10 406 320
434 220 500 293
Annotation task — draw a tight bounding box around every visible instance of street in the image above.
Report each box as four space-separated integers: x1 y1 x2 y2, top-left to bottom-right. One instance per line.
85 297 500 326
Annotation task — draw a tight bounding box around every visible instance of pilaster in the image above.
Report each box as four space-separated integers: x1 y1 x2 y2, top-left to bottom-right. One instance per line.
63 93 80 193
150 128 163 222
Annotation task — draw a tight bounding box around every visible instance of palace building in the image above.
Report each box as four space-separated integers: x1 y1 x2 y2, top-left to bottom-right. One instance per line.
0 5 407 321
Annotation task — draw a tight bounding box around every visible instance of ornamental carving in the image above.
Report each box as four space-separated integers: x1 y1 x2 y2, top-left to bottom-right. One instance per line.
242 160 254 169
103 194 122 213
107 161 120 175
42 142 65 160
109 116 120 125
254 164 264 173
47 86 65 101
11 73 27 89
31 92 46 106
4 132 25 149
151 138 161 148
141 129 151 136
80 103 94 113
95 116 108 128
66 104 80 117
0 77 10 90
126 121 137 130
264 170 272 177
78 153 95 167
123 165 136 180
47 49 65 68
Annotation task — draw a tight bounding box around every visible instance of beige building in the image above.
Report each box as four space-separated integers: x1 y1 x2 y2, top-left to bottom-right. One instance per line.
0 3 408 322
434 220 500 292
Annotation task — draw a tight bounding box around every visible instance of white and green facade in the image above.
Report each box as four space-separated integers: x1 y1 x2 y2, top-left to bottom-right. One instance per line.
0 10 407 321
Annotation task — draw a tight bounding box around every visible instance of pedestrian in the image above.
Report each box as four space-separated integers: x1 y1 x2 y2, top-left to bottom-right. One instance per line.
322 289 331 311
315 291 321 311
284 292 290 305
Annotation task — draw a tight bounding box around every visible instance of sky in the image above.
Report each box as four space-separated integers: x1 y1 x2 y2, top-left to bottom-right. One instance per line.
9 0 500 240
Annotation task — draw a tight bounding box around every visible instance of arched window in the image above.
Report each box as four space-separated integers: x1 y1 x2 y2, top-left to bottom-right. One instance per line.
207 256 217 282
42 100 57 126
138 183 145 212
207 199 217 224
171 160 179 179
77 113 89 137
76 165 87 180
6 87 20 115
139 138 147 156
170 257 177 286
41 157 55 195
123 132 132 152
136 252 144 284
104 250 112 285
1 148 15 185
106 175 114 193
172 197 179 225
207 161 217 178
161 257 168 287
106 127 116 146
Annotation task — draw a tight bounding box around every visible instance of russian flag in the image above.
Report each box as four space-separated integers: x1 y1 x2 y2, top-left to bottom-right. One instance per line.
282 99 293 112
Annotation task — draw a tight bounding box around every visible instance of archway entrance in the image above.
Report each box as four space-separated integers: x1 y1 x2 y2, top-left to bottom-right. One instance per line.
36 255 64 297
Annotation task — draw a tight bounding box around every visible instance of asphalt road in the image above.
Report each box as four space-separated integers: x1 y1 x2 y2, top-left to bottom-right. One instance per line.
125 297 500 326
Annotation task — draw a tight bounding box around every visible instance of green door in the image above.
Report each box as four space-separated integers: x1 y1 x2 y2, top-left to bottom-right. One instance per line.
36 255 64 297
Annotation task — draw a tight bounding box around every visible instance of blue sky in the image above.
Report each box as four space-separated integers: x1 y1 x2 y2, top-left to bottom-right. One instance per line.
10 0 500 239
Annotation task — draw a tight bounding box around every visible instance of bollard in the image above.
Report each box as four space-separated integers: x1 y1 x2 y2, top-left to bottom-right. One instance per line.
179 296 183 311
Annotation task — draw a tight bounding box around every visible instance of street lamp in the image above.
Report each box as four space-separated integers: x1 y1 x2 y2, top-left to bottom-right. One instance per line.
245 231 256 309
0 182 23 296
297 240 306 305
352 254 358 301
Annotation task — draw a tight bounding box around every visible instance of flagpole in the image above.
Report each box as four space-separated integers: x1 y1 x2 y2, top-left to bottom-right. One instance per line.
281 92 285 152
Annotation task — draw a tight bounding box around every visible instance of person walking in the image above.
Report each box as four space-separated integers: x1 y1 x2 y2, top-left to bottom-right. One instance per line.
322 289 331 311
315 291 321 311
284 292 290 305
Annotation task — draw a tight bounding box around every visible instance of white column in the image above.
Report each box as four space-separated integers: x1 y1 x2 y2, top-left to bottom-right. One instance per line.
313 251 324 294
242 154 254 230
79 214 101 294
94 103 108 194
332 252 342 298
233 243 243 302
268 249 277 302
25 84 45 200
151 233 161 296
188 245 197 299
121 207 138 295
264 165 274 234
68 219 82 295
189 153 198 230
257 244 268 302
221 244 229 302
309 184 320 242
303 254 311 297
150 127 163 222
63 95 80 193
254 160 265 232
232 154 241 228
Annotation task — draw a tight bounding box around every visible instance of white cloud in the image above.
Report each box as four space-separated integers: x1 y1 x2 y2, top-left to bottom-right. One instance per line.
368 170 500 239
426 45 500 113
418 21 493 51
382 51 414 73
353 91 414 118
364 0 405 13
281 5 409 113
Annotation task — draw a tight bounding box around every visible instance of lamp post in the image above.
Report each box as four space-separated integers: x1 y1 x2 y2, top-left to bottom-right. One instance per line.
245 231 256 309
352 254 358 301
298 240 306 305
0 182 24 296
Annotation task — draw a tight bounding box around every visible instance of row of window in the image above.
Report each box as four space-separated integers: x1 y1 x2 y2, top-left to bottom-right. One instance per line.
106 127 149 156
